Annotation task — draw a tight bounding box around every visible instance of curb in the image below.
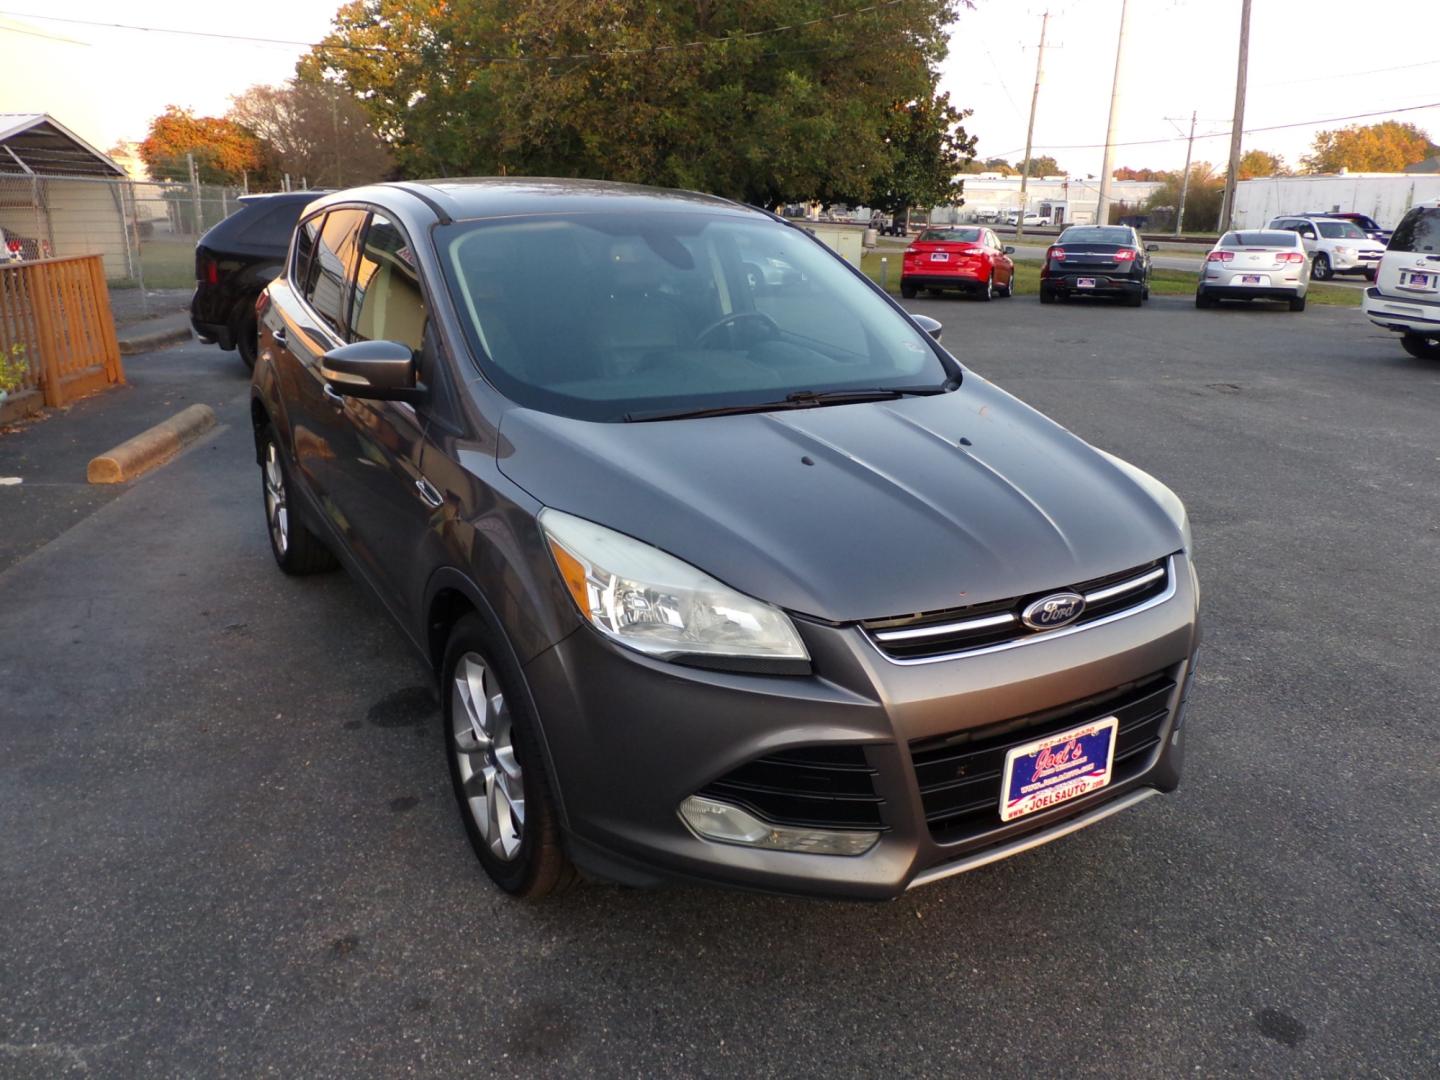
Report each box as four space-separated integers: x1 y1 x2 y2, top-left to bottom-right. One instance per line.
118 326 194 356
87 404 218 485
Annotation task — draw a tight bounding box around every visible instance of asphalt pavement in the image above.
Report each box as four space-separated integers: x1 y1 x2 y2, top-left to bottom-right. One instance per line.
1 300 1436 1077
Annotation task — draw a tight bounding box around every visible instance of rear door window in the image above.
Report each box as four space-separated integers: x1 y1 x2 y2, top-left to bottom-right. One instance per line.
1388 207 1440 253
303 208 368 336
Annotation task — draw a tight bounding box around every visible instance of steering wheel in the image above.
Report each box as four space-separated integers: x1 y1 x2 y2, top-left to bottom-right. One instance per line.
695 310 781 347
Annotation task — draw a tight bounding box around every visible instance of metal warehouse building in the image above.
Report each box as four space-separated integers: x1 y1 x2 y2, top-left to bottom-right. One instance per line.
1233 172 1440 230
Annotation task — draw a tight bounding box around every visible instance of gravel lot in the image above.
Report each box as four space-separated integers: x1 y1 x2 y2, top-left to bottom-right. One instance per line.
1 296 1436 1077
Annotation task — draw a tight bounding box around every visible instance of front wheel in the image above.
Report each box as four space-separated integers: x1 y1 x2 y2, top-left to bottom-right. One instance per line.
1401 333 1440 360
1312 253 1333 281
443 616 577 899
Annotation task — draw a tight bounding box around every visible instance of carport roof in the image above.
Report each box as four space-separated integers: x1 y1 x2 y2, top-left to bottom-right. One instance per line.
0 113 125 178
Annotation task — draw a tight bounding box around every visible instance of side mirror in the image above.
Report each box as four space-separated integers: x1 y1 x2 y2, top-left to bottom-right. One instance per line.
1003 246 1016 255
911 314 943 342
320 340 423 402
1145 243 1160 252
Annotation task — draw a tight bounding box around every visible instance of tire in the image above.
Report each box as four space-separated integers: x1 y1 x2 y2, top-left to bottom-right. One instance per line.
1401 333 1440 360
900 281 917 299
235 307 258 370
259 427 338 575
1039 285 1055 304
1363 268 1377 282
1312 253 1333 281
1288 294 1307 312
1125 290 1144 307
978 272 994 301
1195 290 1212 309
1142 286 1150 301
442 615 578 899
1000 272 1014 298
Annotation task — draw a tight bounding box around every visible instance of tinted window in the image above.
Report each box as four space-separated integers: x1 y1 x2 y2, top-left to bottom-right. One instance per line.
437 213 949 422
1058 226 1132 244
351 214 427 352
1296 223 1317 237
1317 221 1366 239
292 215 320 287
1388 207 1440 253
238 201 307 249
304 209 367 335
919 228 982 243
1221 231 1300 247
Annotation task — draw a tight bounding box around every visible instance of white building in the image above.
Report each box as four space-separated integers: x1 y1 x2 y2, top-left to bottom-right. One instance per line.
930 174 1166 227
1232 172 1440 230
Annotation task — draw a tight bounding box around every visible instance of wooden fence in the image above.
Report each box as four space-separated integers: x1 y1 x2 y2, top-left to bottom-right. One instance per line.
0 255 125 423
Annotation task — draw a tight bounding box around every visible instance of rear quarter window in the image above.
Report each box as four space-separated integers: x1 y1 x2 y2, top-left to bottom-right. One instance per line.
236 202 307 250
1388 207 1440 253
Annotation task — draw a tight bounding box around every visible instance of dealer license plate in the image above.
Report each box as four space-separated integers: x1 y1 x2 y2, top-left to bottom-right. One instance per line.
1000 716 1118 822
931 252 950 262
1077 277 1096 288
1241 274 1263 285
1400 270 1436 291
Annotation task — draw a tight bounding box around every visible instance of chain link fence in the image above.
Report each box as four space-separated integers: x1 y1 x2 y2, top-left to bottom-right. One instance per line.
0 173 266 317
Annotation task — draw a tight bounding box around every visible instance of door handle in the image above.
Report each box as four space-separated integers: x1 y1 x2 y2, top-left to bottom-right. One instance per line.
323 384 345 407
415 478 443 508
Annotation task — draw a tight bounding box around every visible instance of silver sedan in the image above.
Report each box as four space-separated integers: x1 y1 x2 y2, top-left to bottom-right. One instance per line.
1196 230 1310 311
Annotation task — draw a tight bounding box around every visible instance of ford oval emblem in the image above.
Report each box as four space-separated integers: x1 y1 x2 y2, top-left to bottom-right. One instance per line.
1021 591 1086 631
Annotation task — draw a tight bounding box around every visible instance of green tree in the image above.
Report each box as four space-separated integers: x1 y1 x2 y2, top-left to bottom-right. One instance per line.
1237 148 1284 179
1301 121 1438 173
1142 162 1224 231
1014 154 1062 176
1115 166 1169 181
303 0 964 205
866 92 976 222
138 106 275 185
959 156 1016 175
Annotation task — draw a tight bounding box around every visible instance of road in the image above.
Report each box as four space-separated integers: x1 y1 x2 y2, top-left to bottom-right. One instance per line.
1 300 1436 1077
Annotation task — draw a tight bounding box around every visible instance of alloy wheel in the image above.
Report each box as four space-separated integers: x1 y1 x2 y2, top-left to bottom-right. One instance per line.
263 442 288 556
451 653 525 861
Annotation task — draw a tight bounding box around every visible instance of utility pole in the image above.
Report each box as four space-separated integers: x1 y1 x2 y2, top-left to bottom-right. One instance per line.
187 151 201 235
1218 0 1252 233
1094 0 1131 228
1175 110 1197 235
1015 10 1049 243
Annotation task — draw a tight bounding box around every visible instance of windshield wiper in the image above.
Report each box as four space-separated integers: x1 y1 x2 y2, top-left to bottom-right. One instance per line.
625 384 952 422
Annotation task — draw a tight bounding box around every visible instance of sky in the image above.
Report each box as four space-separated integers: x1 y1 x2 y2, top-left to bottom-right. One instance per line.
1 0 1437 175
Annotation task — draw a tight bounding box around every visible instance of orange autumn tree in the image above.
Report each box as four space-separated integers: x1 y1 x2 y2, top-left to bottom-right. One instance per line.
1301 121 1438 174
138 106 277 185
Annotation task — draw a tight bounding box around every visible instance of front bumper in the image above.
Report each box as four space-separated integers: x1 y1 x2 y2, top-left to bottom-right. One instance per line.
1363 287 1440 334
524 554 1201 899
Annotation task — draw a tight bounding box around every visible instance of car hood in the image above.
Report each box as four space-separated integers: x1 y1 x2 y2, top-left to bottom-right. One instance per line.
495 377 1184 623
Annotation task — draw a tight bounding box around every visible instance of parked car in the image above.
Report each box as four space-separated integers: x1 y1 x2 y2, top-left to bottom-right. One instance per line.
253 178 1199 900
1267 215 1385 281
191 192 324 368
1039 224 1157 306
1005 211 1046 226
1302 211 1390 246
1360 199 1440 360
900 226 1016 300
0 226 47 262
1195 229 1310 311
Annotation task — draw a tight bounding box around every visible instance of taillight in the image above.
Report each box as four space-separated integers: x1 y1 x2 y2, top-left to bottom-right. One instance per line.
1276 252 1305 264
1114 248 1137 261
1047 246 1065 261
202 256 219 285
1207 251 1235 263
255 291 270 317
5 239 20 253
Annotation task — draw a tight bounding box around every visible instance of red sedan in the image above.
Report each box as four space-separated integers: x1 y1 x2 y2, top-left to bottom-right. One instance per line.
901 226 1016 300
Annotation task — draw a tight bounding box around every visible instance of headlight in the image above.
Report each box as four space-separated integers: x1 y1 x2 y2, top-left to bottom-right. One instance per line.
1334 245 1352 256
539 508 809 665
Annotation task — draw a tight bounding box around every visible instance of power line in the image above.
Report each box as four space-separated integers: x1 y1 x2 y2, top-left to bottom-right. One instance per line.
0 2 913 62
989 100 1440 156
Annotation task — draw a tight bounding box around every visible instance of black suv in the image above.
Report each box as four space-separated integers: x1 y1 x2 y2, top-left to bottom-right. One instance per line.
191 192 323 368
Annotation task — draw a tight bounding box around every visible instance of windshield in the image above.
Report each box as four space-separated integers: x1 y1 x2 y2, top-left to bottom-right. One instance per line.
1221 231 1298 247
1058 226 1132 245
1317 221 1366 239
919 228 982 243
436 213 951 421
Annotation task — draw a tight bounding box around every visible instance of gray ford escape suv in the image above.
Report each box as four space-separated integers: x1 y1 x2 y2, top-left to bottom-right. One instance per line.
252 178 1200 900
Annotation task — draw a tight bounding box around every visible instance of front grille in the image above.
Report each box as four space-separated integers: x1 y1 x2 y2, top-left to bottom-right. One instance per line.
697 745 885 830
909 672 1176 845
864 557 1171 662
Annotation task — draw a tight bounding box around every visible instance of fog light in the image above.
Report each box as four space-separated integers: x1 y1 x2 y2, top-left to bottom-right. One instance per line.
678 796 879 856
